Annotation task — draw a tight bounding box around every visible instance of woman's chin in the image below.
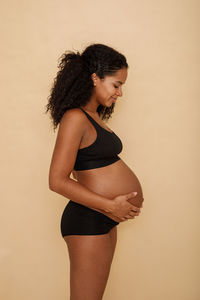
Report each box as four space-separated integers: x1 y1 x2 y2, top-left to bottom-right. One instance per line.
101 100 115 109
107 100 115 107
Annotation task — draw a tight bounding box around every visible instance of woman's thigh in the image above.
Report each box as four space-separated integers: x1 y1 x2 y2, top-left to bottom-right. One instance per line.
108 226 118 261
64 232 116 300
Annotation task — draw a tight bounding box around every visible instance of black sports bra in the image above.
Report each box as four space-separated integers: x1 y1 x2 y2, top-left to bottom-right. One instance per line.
74 108 123 171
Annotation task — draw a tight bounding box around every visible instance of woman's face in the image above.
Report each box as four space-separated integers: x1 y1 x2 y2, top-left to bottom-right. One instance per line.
92 67 128 107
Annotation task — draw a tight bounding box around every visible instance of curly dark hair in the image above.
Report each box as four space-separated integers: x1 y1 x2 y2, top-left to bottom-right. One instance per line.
45 43 129 130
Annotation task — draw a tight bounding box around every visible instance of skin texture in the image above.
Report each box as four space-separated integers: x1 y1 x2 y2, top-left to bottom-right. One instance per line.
49 67 144 299
85 67 127 111
73 159 144 223
64 226 117 300
72 67 144 222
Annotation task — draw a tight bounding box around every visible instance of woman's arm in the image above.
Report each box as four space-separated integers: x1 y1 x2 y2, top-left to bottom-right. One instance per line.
50 176 114 212
48 108 140 221
48 108 114 213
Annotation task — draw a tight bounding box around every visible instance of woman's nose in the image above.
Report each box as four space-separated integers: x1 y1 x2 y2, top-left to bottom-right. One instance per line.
116 87 122 97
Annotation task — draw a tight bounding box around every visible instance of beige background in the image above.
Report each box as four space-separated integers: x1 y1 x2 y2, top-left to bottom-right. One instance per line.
1 0 199 299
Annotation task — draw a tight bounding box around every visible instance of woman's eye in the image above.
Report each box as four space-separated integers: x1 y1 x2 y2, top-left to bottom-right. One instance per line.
114 85 119 88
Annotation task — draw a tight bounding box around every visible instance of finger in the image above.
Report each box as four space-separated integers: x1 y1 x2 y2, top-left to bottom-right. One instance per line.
126 192 137 199
130 209 140 214
125 212 136 217
135 209 141 215
130 205 140 212
129 210 140 217
122 215 133 220
126 215 135 219
128 210 139 217
129 212 137 217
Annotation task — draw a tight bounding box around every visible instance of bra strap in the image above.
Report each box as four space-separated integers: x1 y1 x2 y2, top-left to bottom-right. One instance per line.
79 107 99 129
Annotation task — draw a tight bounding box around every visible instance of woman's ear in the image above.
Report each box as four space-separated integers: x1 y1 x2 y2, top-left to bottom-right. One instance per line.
91 73 97 87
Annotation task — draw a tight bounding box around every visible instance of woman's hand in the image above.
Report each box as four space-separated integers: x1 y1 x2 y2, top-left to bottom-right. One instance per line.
111 192 141 221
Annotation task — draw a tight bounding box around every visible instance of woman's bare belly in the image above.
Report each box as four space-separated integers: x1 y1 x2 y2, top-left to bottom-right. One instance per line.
73 158 144 222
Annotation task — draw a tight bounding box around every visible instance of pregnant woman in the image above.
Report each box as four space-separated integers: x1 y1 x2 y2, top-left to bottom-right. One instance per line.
46 43 144 300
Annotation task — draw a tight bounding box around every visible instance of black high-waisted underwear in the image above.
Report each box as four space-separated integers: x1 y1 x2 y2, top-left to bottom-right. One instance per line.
60 200 119 237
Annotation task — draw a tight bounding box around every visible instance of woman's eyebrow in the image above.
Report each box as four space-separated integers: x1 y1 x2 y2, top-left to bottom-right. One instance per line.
115 80 124 85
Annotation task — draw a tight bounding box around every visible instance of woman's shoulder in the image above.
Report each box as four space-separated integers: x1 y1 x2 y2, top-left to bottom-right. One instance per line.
63 107 83 117
60 108 87 130
61 107 85 122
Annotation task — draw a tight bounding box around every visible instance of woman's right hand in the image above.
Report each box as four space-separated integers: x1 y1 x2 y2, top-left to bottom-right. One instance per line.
111 192 141 221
